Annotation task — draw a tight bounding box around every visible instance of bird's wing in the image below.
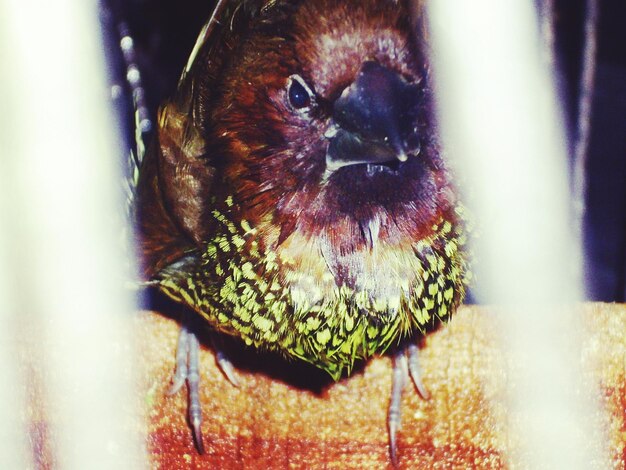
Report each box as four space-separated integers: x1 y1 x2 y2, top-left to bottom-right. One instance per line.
135 0 272 278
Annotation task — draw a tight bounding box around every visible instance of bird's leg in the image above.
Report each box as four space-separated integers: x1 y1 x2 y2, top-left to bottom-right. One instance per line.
388 343 430 465
167 323 190 395
388 349 408 466
187 329 205 453
167 317 240 454
166 323 205 453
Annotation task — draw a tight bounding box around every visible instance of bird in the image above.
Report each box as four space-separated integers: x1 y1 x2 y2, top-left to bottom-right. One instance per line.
133 0 471 463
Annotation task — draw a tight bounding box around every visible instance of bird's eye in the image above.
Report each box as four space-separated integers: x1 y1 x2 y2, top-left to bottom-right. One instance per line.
287 75 313 109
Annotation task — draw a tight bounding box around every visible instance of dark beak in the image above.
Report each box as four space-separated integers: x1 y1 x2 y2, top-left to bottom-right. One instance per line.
325 61 421 173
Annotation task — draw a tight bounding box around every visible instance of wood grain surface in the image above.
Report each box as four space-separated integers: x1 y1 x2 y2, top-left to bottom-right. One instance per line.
25 304 626 469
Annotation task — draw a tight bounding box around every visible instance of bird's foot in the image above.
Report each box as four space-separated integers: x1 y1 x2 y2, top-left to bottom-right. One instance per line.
388 343 430 466
167 324 205 453
167 323 239 454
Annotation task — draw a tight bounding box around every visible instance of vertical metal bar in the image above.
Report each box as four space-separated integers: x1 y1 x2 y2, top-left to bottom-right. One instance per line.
426 1 608 468
1 0 146 468
572 0 599 244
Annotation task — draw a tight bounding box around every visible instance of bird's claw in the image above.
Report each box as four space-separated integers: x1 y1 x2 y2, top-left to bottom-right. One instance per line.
388 343 430 466
212 337 240 387
406 343 430 400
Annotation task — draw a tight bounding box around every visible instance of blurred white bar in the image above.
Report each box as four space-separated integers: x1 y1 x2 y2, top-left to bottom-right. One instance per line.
0 6 33 468
0 189 33 468
1 0 146 468
426 1 608 469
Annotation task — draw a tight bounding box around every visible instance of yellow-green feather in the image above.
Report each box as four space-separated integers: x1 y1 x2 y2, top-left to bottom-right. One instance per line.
158 197 471 380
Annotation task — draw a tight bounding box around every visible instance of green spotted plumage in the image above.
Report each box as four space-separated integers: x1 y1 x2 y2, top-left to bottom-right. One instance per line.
157 193 470 380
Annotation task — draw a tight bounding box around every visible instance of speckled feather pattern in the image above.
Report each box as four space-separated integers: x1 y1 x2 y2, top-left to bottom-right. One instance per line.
158 194 470 380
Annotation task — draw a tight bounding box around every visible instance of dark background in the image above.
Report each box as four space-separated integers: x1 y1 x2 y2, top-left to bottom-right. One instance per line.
101 0 626 301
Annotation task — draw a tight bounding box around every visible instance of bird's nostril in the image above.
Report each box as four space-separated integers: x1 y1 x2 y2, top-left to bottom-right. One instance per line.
404 132 421 156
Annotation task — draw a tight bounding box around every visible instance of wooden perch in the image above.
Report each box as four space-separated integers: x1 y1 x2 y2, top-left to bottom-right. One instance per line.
27 304 626 468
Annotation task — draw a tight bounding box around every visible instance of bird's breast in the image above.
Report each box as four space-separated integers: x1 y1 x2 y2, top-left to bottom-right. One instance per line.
159 199 469 379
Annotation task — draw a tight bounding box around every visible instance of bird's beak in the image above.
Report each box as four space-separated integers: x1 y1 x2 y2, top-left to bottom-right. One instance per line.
325 61 421 174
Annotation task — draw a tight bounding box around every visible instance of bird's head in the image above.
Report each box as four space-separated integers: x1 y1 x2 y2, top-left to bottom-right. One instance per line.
208 0 456 248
